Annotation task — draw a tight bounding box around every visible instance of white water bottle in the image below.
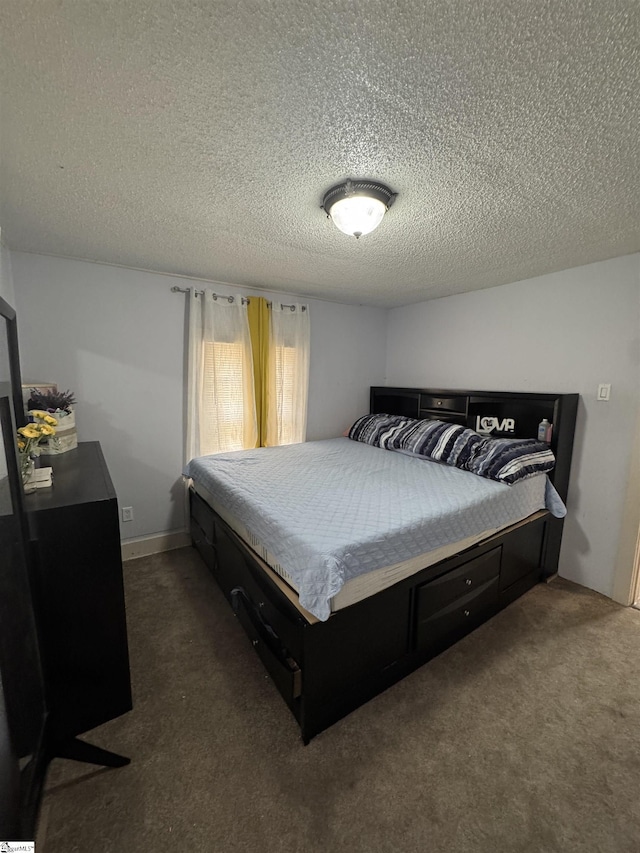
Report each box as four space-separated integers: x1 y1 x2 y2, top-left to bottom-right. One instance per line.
537 418 551 443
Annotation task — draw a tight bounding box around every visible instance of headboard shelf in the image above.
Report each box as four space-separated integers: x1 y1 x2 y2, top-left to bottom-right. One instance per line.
370 386 579 504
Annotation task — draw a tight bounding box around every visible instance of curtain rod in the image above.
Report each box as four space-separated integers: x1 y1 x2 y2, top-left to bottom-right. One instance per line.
170 285 307 311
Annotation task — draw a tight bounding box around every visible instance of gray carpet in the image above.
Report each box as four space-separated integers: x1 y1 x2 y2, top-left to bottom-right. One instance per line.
40 547 640 853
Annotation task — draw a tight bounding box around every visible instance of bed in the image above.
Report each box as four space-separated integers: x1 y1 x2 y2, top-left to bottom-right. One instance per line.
185 387 578 742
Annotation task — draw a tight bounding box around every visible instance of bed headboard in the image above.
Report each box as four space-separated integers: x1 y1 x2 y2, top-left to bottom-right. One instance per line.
370 387 579 503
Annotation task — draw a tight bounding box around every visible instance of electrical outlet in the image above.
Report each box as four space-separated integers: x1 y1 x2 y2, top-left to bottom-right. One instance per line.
122 506 134 522
597 383 611 401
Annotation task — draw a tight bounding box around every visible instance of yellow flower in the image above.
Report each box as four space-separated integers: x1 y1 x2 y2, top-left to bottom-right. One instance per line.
17 439 26 451
40 424 55 436
18 426 40 439
30 411 57 426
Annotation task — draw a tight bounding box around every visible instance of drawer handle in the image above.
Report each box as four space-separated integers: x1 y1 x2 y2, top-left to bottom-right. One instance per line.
465 578 472 586
437 400 442 405
464 609 471 617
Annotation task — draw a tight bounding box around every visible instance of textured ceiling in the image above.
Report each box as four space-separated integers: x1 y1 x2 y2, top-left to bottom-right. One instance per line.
1 0 639 307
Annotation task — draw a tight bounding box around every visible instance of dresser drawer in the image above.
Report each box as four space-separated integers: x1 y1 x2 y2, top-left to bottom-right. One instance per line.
419 394 467 414
417 546 502 620
415 575 499 652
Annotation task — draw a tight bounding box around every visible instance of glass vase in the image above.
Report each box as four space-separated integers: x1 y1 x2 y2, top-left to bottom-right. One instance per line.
21 454 36 492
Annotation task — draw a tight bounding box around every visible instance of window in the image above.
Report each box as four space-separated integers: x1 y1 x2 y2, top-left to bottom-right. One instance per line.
202 341 248 453
186 290 309 460
265 302 310 447
273 344 297 446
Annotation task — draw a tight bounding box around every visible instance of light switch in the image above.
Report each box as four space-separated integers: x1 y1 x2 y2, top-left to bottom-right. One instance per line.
597 383 611 401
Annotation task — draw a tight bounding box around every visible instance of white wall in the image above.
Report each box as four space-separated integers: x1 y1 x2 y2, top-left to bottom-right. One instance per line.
0 233 15 306
11 252 387 541
386 254 640 598
306 299 387 440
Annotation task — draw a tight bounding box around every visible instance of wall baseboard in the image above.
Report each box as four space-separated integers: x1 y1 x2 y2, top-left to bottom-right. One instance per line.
121 529 191 562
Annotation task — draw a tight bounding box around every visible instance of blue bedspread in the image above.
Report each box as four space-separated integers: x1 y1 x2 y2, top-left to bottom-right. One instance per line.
184 438 566 621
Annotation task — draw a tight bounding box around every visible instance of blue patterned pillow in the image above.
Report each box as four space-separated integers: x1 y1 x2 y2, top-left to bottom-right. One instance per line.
348 414 482 467
347 414 413 449
394 419 482 467
463 437 556 484
348 415 556 485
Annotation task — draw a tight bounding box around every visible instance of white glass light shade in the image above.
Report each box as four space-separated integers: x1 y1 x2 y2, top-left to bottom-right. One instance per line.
328 196 387 237
322 179 396 239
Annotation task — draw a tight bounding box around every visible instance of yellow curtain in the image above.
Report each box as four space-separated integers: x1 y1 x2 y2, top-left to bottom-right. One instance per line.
247 296 270 447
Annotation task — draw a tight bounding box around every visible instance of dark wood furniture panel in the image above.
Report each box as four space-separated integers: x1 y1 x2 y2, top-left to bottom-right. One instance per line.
419 394 467 413
416 546 501 620
368 388 420 419
419 393 467 423
27 442 132 766
232 587 303 704
415 576 500 653
189 387 578 742
0 394 47 840
191 493 552 742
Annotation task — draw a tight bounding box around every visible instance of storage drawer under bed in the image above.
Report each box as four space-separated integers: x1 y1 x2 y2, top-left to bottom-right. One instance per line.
190 517 216 571
231 586 302 705
212 514 306 668
415 546 501 652
190 488 307 662
191 487 216 544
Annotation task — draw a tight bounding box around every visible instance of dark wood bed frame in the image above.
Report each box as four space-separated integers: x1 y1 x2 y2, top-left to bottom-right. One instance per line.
189 387 579 742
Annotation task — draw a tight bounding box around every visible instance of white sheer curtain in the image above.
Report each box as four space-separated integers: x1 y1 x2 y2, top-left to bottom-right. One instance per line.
266 303 310 446
186 289 257 460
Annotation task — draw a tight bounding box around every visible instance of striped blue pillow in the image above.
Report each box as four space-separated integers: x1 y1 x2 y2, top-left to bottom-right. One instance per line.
348 415 556 485
347 414 413 449
394 418 482 467
348 414 482 467
463 437 556 484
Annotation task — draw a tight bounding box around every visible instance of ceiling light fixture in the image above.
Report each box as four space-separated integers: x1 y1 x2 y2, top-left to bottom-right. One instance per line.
321 179 397 239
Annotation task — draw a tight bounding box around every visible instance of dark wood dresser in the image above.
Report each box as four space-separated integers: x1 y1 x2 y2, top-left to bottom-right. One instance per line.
26 442 132 766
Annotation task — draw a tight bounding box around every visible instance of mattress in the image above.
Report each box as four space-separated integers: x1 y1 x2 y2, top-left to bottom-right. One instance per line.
193 479 544 615
184 438 565 621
